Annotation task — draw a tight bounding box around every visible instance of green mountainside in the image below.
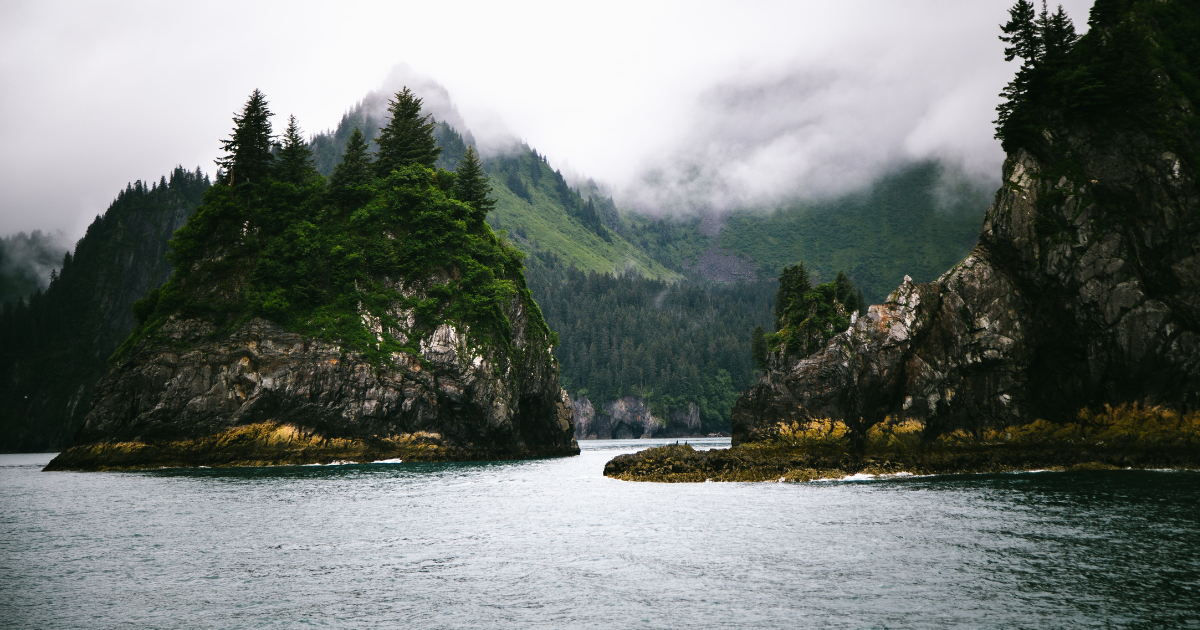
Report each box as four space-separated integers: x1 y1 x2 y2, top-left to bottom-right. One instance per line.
0 169 208 451
0 84 994 449
310 102 675 280
715 163 989 304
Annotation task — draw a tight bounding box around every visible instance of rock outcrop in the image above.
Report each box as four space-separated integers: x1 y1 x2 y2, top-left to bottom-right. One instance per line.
733 107 1199 445
47 287 577 470
572 396 710 439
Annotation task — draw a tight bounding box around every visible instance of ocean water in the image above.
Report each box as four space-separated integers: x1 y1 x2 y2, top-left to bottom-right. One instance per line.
2 438 1198 629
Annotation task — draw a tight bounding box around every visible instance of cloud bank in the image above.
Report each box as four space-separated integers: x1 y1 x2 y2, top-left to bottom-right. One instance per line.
0 0 1097 237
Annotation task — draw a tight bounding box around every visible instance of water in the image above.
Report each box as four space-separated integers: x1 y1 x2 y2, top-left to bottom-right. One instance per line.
3 438 1199 629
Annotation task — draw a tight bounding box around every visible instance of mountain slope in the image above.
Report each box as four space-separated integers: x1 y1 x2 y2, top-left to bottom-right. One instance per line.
0 168 208 451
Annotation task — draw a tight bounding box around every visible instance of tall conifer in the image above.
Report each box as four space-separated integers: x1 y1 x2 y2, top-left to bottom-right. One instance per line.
329 128 373 207
453 145 494 226
216 89 274 186
374 87 440 176
276 115 320 185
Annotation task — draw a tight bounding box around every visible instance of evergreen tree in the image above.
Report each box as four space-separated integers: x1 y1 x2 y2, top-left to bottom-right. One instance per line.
216 89 274 186
751 325 768 372
453 145 495 226
328 128 373 208
1040 4 1078 65
374 87 440 176
275 115 320 185
1000 0 1040 64
773 262 811 329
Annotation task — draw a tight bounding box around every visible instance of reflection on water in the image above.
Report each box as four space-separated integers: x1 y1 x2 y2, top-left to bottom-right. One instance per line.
2 442 1198 629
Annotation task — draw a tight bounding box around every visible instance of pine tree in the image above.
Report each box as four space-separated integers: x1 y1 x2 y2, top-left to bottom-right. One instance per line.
328 128 373 207
751 325 767 372
774 262 811 329
999 0 1040 64
275 115 320 186
375 87 440 176
453 145 495 226
216 89 275 186
1040 4 1077 65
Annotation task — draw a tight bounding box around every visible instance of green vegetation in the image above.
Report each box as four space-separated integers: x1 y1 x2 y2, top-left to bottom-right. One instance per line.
524 253 772 431
125 88 544 366
766 262 862 357
995 0 1200 164
604 404 1200 482
0 168 209 451
716 162 989 304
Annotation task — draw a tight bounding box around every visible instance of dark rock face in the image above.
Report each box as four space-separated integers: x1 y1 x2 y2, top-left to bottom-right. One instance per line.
572 396 709 439
733 134 1200 445
53 291 577 467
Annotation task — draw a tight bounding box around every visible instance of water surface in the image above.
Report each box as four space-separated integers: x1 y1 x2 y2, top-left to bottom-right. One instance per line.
3 439 1198 629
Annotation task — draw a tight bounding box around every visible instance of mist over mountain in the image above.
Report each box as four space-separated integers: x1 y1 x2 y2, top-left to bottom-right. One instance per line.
0 231 69 306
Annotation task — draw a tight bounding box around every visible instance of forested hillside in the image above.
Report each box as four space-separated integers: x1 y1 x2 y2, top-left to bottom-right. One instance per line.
309 97 674 279
0 168 208 451
524 252 772 433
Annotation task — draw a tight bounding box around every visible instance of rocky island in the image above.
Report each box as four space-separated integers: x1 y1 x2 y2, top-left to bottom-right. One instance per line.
607 0 1200 482
46 89 577 471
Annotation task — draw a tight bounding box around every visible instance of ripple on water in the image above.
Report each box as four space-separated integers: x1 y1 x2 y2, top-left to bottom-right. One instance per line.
3 442 1199 629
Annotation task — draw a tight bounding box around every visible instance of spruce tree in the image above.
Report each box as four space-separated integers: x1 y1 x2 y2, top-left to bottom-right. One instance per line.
751 325 767 371
375 87 440 176
216 89 275 186
328 128 373 208
276 115 320 185
1040 4 1077 65
453 145 495 226
774 262 811 329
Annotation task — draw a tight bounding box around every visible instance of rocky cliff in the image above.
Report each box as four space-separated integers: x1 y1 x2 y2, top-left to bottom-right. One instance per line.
571 395 707 439
733 5 1199 445
47 284 576 470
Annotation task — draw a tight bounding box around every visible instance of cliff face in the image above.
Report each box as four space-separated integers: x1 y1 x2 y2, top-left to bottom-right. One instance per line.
733 103 1199 445
48 279 576 469
0 170 206 452
572 395 709 439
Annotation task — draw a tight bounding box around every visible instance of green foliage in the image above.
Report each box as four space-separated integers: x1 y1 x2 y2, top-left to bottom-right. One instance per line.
751 325 767 372
524 253 773 431
717 162 989 304
275 115 321 186
375 87 441 176
995 0 1200 161
0 167 210 451
216 89 274 186
453 146 495 229
127 91 544 368
767 262 861 357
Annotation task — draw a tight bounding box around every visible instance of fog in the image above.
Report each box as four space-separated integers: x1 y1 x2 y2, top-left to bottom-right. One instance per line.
0 0 1095 237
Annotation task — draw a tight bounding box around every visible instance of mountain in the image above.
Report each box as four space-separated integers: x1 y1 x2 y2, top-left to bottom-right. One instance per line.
0 231 69 306
0 168 209 451
732 0 1200 446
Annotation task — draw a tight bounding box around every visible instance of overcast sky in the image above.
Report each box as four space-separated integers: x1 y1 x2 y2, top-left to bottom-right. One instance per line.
0 0 1095 240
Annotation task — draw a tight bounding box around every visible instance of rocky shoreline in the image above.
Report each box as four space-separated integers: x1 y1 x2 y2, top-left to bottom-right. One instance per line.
46 313 578 471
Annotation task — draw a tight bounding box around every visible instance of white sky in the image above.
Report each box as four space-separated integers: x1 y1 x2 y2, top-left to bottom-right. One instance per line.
0 0 1095 239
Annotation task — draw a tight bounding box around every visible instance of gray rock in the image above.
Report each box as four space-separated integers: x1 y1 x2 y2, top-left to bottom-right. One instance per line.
733 126 1200 444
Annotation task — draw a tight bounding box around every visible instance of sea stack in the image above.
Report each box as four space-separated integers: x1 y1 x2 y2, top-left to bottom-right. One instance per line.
46 89 577 470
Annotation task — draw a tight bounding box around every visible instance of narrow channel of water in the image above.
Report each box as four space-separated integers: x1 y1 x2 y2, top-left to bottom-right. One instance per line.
3 439 1197 629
